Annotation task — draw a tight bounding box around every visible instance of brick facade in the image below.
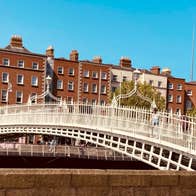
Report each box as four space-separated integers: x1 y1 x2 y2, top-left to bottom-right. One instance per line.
185 82 196 111
166 77 185 114
0 36 46 105
0 35 195 112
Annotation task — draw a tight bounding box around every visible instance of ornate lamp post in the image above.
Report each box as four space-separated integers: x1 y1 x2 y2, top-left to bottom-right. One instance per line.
45 75 52 93
111 69 157 109
28 75 62 104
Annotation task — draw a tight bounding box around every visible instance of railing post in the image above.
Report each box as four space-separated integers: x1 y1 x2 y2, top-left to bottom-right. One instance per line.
31 145 33 156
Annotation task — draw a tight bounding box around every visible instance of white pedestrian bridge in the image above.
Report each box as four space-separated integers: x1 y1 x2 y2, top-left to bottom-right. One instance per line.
0 103 195 171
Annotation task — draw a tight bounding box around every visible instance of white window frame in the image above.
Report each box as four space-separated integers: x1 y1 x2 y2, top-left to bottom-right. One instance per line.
176 95 182 103
83 70 89 78
112 86 117 92
149 80 153 86
31 76 38 86
112 75 118 82
32 62 39 70
101 85 106 94
176 108 181 114
168 94 173 102
123 76 127 82
168 83 173 89
57 80 63 89
18 60 24 68
158 81 162 88
177 84 182 90
58 66 64 75
92 84 97 93
92 99 97 105
68 68 74 76
92 71 98 79
68 81 74 91
1 89 7 102
2 72 9 83
3 58 9 66
187 90 192 96
17 74 24 85
101 72 107 80
83 83 89 92
67 97 73 104
16 91 23 103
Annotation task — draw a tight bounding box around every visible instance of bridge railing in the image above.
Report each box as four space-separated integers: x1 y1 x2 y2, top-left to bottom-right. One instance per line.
0 143 131 161
0 103 196 153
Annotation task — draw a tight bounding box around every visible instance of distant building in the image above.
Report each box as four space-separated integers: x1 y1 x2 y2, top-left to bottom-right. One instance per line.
111 57 133 94
139 66 167 99
161 68 185 114
0 35 46 105
185 81 196 112
0 35 194 115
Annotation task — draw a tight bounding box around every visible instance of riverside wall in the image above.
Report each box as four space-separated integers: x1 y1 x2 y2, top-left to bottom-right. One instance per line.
0 169 195 196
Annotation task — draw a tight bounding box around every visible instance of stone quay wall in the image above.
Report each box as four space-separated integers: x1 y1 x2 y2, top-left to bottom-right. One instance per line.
0 169 195 196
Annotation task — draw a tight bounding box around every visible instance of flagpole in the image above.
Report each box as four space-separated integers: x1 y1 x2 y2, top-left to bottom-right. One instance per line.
191 25 195 81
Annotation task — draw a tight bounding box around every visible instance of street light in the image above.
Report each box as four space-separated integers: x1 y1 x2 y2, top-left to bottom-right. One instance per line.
46 75 52 92
133 69 141 81
28 75 62 104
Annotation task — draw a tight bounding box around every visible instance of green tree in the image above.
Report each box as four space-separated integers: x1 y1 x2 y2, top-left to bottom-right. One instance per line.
186 108 196 116
111 81 166 110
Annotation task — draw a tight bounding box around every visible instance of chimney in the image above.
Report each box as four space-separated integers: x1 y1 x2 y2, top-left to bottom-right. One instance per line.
150 66 160 75
161 68 171 76
46 46 54 58
70 50 79 61
10 35 23 48
92 56 102 64
120 57 132 68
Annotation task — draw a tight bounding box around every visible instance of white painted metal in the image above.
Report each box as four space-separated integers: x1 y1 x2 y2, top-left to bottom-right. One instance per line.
0 103 195 170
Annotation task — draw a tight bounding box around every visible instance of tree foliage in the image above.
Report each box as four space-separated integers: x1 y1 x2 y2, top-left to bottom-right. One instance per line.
111 81 166 110
186 108 196 116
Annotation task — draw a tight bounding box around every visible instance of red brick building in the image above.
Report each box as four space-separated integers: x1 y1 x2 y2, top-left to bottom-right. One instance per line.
1 35 195 113
46 48 111 104
79 57 110 105
0 35 46 105
185 81 196 111
166 76 185 114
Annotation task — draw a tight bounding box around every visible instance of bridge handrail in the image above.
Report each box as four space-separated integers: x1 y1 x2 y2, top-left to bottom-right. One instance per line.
0 103 196 133
0 110 196 154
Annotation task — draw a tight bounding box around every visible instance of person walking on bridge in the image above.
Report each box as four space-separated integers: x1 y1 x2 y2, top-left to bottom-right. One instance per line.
151 108 159 137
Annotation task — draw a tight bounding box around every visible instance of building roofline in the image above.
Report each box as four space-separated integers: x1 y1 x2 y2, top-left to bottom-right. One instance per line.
54 57 78 63
0 48 46 58
111 64 134 71
79 60 111 68
167 76 185 81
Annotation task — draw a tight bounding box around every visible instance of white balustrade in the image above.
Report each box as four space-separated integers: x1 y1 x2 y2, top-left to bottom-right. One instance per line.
0 103 195 155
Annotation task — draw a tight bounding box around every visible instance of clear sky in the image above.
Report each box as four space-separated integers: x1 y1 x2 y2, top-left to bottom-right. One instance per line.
1 0 196 81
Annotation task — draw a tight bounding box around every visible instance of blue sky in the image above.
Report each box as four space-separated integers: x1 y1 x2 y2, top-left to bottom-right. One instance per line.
1 0 196 81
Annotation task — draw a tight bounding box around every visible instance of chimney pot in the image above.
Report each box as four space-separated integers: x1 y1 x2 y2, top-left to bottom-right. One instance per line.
161 68 171 76
70 50 79 61
10 35 23 48
150 66 160 75
120 57 132 68
92 56 102 64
